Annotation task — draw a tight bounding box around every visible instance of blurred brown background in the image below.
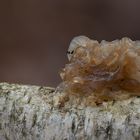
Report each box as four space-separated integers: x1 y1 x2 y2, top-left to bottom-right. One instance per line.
0 0 140 87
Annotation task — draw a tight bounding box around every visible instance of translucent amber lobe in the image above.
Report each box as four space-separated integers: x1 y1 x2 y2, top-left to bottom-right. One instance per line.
57 37 140 104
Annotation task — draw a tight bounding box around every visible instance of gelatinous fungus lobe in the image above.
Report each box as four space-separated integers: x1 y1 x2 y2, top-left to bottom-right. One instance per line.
57 36 140 103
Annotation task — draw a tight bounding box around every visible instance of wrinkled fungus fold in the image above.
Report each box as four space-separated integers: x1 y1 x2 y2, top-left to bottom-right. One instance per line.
57 37 140 103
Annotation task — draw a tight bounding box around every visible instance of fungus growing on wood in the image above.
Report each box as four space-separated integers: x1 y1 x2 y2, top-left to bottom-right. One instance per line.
57 36 140 104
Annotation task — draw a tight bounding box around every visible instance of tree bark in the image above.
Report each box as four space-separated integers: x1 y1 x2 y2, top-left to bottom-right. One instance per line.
1 83 140 140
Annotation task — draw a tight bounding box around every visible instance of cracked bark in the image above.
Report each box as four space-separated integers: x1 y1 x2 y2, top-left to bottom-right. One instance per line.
1 83 140 140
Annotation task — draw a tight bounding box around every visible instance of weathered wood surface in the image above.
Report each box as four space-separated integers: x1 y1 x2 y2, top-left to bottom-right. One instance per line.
1 83 140 140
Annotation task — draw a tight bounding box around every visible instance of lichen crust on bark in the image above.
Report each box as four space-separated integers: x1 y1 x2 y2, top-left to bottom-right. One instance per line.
1 82 140 140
